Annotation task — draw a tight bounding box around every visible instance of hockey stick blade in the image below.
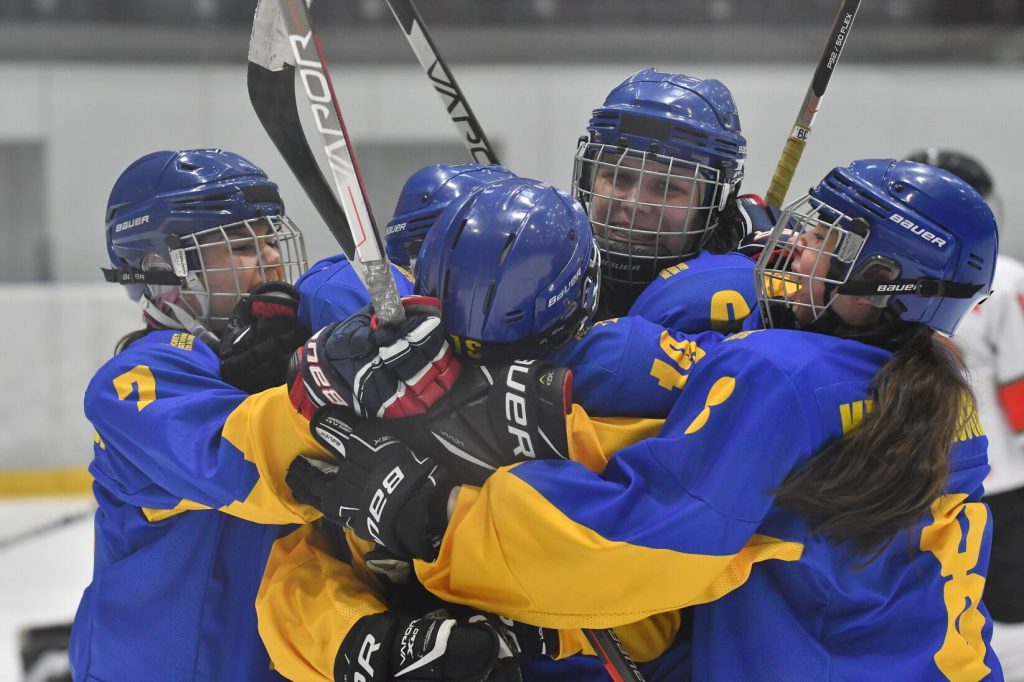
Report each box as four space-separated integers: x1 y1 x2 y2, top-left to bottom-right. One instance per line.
248 61 357 262
248 0 357 265
385 0 500 164
277 0 405 325
248 0 405 324
765 0 861 208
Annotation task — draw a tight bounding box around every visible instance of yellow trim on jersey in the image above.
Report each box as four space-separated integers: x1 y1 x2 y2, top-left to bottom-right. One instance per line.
393 263 416 284
135 387 333 525
257 523 389 682
142 499 212 523
566 404 664 473
417 474 804 630
0 468 93 497
215 386 332 525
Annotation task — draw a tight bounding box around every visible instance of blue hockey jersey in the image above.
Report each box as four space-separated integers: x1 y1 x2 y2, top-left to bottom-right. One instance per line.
71 331 331 681
628 250 757 334
417 327 1001 681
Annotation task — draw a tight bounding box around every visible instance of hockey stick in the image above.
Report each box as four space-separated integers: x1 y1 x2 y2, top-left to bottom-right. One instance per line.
585 628 647 682
248 0 405 325
765 0 861 209
386 6 641 679
0 507 94 553
384 0 500 164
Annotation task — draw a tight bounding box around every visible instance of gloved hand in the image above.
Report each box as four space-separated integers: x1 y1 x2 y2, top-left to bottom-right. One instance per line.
391 359 574 486
219 281 310 394
732 194 788 261
336 609 558 682
288 296 462 420
286 408 453 560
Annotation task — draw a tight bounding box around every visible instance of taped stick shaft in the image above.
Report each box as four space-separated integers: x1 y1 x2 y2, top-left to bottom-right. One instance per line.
765 0 861 208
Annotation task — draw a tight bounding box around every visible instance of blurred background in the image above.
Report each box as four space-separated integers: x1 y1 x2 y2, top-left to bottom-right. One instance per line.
0 1 1022 676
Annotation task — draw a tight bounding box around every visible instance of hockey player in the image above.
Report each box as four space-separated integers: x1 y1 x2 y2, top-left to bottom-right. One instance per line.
291 159 1003 680
293 163 515 333
263 177 688 681
72 149 349 681
908 148 1024 680
573 68 760 328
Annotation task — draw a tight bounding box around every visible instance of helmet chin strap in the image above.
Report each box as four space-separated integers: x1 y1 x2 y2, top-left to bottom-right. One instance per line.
138 295 220 348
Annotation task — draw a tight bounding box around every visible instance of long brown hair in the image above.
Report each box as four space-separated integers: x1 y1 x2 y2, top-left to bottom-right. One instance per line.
114 328 153 355
774 323 976 555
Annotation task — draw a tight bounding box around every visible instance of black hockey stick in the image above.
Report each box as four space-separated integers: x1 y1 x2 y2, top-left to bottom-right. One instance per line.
585 628 647 682
248 0 405 325
0 507 94 553
765 0 861 208
386 5 641 679
384 0 500 164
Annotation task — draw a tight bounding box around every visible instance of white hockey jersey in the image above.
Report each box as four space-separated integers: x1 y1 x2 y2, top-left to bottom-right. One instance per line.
954 253 1024 495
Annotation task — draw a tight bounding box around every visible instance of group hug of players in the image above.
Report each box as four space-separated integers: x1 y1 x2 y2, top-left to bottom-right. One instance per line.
73 68 1003 681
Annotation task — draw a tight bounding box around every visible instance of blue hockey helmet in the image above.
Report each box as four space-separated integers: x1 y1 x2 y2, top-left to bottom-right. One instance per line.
572 68 747 294
385 163 517 267
415 177 600 362
756 159 997 336
904 149 993 200
103 149 307 336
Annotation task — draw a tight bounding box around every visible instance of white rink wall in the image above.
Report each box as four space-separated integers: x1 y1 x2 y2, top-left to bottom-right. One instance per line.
1 61 1022 472
1 285 139 470
2 61 1023 277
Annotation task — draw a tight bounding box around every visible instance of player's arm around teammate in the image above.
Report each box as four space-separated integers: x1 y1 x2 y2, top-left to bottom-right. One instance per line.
292 159 1003 680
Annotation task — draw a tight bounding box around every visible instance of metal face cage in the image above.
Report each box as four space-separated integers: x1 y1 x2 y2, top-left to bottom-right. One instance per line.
755 194 868 329
573 143 728 286
163 214 307 330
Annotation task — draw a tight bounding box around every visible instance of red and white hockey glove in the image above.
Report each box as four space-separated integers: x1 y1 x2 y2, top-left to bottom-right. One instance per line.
288 296 462 420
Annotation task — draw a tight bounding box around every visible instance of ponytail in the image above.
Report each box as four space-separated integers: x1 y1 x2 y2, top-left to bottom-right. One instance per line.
774 323 975 555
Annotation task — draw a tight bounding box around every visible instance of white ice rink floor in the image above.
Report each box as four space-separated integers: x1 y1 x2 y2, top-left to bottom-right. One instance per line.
0 497 93 681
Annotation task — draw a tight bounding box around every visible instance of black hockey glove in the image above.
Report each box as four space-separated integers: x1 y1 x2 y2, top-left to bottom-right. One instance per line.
398 359 574 486
219 281 310 394
287 408 453 560
336 610 558 682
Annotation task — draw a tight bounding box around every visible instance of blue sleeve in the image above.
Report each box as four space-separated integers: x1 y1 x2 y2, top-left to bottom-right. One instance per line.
84 329 328 525
416 340 817 626
85 332 259 509
551 318 725 418
518 342 814 553
297 254 415 330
